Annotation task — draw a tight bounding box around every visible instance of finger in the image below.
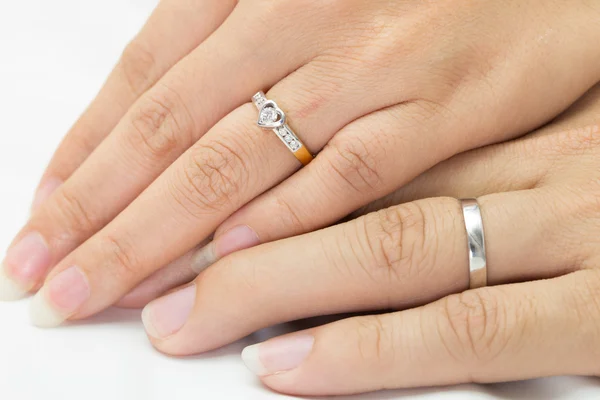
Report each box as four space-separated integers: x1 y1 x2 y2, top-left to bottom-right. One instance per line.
201 102 521 267
350 134 549 217
33 0 238 210
244 270 600 396
27 49 403 325
22 0 463 318
98 124 548 308
207 86 599 264
120 81 600 304
355 82 600 215
200 30 600 266
141 190 584 355
203 104 459 267
1 1 320 300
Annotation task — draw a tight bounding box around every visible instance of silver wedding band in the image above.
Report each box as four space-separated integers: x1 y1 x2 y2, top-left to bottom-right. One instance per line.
460 199 487 289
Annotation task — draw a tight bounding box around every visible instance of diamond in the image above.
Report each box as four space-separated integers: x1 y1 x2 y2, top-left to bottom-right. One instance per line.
259 108 278 124
257 103 285 129
284 135 294 143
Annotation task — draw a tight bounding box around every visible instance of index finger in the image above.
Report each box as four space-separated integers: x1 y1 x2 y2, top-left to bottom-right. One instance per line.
33 0 238 210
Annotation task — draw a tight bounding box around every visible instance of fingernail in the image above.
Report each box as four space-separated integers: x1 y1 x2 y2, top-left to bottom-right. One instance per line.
242 334 314 376
30 266 90 328
191 226 260 274
142 284 196 339
0 232 51 300
31 178 62 212
0 264 28 301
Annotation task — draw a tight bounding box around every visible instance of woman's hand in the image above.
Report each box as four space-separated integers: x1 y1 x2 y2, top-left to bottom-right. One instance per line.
2 0 599 326
140 83 600 396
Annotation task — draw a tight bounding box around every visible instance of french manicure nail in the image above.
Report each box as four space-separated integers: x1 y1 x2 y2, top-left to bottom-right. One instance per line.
191 226 260 274
0 232 51 300
31 177 62 212
0 264 28 301
142 284 196 339
30 266 90 328
242 334 314 376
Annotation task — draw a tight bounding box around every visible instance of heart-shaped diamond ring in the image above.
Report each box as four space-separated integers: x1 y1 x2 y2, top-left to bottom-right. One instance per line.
252 91 314 166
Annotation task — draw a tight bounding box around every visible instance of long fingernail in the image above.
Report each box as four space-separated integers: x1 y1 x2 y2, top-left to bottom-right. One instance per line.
0 265 28 301
242 334 314 376
191 226 260 274
31 178 62 213
0 232 51 300
142 284 196 339
30 266 90 328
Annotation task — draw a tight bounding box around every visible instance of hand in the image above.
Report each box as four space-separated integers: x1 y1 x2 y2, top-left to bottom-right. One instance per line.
140 83 600 396
2 0 599 326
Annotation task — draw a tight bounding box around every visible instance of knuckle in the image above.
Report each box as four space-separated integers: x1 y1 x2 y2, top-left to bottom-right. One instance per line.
352 315 396 369
438 289 509 364
353 26 401 72
361 202 437 290
172 139 249 215
239 1 330 61
98 234 140 282
128 84 194 162
545 124 600 156
553 184 600 233
238 0 296 43
51 188 97 237
120 39 157 95
325 138 384 194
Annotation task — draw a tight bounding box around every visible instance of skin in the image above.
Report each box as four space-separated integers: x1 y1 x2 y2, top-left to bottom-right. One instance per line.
0 0 599 393
145 82 600 396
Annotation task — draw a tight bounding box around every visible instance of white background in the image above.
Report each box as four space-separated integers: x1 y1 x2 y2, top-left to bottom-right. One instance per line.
1 1 600 399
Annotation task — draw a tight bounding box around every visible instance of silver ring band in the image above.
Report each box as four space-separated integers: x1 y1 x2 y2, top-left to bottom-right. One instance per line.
252 92 313 166
460 199 487 289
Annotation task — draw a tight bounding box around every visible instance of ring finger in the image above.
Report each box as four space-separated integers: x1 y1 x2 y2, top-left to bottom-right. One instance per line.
26 44 417 325
249 269 600 396
118 83 600 308
141 190 583 356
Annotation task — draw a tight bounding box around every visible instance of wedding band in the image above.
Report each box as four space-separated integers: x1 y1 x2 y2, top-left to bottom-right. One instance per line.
460 199 487 289
252 92 314 166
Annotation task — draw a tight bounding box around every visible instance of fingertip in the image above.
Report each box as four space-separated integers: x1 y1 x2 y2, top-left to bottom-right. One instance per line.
241 344 269 376
214 225 260 257
29 266 90 328
141 305 160 338
29 289 65 328
0 265 29 301
141 284 196 340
